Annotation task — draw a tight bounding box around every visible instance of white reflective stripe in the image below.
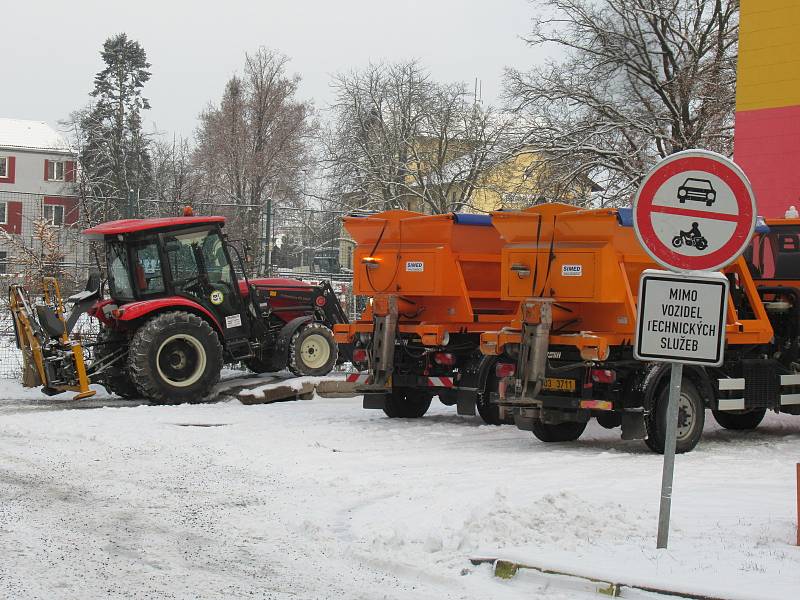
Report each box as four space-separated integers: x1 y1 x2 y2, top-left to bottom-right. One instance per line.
717 398 745 411
428 377 454 388
718 378 745 390
781 374 800 386
780 394 800 405
346 373 370 384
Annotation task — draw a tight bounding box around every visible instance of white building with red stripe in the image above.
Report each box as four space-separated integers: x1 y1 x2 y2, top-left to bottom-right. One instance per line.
0 118 82 277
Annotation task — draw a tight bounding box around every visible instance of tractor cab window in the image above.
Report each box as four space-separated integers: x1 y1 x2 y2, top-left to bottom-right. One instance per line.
750 226 800 279
164 228 235 301
132 239 165 294
107 241 134 300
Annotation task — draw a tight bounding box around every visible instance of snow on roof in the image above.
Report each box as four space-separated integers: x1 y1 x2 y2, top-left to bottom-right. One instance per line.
0 118 71 154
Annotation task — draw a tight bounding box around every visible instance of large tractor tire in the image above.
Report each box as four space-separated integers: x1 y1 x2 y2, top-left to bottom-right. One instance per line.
531 419 587 442
644 377 705 454
96 328 138 399
383 388 433 418
288 323 338 376
712 408 766 431
128 311 223 405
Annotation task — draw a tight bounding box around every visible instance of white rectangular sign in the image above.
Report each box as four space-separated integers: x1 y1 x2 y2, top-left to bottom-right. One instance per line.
634 269 728 366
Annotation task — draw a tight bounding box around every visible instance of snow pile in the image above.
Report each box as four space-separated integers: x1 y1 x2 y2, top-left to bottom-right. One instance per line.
0 384 798 599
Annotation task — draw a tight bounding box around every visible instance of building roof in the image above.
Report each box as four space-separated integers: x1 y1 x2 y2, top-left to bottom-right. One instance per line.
0 118 72 153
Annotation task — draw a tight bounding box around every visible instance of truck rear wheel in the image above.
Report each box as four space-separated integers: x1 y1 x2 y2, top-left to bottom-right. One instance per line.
129 311 222 404
383 388 432 418
477 372 503 425
288 323 338 376
531 420 587 442
712 408 766 431
644 377 704 454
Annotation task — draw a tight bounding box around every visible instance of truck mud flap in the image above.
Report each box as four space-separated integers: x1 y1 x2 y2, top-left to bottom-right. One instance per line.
620 411 646 440
363 392 388 410
514 413 535 431
456 396 476 416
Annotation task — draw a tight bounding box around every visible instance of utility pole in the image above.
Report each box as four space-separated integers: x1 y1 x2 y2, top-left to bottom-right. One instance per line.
264 196 273 275
127 189 136 218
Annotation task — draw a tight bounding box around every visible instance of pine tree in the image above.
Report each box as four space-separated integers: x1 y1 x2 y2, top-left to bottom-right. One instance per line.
80 33 153 207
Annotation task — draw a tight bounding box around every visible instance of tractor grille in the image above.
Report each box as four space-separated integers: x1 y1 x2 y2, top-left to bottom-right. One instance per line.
742 360 779 409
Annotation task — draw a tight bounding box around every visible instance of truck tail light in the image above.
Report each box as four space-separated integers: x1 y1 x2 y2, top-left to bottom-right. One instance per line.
591 369 616 384
433 352 457 367
352 348 368 363
495 362 516 378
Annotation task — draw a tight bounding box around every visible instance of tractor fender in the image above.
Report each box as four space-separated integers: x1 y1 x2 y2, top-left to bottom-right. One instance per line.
271 315 315 370
116 298 223 335
637 362 714 411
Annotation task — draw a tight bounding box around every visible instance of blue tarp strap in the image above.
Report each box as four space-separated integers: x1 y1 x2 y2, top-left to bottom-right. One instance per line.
452 213 492 226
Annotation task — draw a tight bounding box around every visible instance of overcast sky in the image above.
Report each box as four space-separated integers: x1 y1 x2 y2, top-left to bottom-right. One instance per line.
2 0 544 140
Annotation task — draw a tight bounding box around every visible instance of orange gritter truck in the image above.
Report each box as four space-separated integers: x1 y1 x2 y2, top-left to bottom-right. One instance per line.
338 203 800 453
334 209 520 422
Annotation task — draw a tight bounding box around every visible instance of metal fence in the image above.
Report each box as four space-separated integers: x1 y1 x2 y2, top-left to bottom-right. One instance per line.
0 271 361 380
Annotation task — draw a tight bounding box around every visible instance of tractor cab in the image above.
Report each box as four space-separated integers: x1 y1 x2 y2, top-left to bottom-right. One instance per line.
86 216 254 348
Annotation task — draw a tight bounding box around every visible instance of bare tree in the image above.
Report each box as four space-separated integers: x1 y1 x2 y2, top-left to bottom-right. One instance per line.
505 0 739 206
325 60 516 214
148 135 198 216
193 48 316 272
0 220 71 293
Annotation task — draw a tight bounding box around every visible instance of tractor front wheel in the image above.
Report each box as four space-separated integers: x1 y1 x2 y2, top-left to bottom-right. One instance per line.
129 311 222 404
288 323 338 376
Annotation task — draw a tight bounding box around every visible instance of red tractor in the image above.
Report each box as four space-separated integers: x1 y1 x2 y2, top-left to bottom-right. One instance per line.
9 215 349 403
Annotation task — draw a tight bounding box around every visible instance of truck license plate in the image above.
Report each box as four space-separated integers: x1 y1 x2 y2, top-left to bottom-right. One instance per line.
543 378 576 392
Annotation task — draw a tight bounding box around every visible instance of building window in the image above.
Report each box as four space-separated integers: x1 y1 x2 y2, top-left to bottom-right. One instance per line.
0 202 6 224
47 160 65 181
0 251 7 274
0 157 7 178
44 204 64 226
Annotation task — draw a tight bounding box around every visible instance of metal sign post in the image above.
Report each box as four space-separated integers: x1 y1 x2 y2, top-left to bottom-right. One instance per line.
632 149 756 549
657 362 682 548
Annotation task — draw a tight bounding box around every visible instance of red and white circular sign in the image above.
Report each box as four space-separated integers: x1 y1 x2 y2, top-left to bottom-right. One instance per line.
633 149 756 272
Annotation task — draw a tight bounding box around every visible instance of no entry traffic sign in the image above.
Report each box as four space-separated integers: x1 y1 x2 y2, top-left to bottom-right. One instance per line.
633 150 756 272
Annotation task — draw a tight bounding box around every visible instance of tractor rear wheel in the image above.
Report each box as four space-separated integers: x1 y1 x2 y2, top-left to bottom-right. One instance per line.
96 328 138 399
288 323 338 376
128 311 222 404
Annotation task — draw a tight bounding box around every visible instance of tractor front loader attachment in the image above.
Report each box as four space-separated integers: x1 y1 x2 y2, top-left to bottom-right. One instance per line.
9 277 95 400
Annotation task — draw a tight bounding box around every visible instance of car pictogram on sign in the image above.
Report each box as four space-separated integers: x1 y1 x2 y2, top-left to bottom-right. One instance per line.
677 178 716 206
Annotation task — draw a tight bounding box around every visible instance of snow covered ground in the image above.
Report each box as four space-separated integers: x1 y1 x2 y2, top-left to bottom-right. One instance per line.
1 379 799 599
